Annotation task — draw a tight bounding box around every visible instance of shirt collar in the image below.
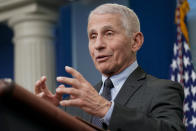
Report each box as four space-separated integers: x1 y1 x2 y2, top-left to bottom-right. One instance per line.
102 61 138 87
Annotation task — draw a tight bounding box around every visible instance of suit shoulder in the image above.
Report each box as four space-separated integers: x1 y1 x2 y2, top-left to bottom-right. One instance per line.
145 75 183 96
146 74 182 89
144 74 184 102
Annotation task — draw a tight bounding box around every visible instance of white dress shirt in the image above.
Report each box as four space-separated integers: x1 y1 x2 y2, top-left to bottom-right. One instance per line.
99 61 138 125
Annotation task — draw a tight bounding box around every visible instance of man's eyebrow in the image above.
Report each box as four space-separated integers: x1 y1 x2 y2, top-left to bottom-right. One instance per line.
102 25 113 30
88 29 96 35
88 25 114 35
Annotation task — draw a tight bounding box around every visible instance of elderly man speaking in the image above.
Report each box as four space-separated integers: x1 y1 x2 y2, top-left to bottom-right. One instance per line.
35 3 185 131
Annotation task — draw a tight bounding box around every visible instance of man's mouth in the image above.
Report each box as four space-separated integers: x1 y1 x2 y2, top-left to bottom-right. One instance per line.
96 55 111 62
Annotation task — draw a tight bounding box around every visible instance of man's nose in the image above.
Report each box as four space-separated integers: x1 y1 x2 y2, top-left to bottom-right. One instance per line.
94 36 106 50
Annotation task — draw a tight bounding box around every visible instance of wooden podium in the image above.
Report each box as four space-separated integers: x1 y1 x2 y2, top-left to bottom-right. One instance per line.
0 79 104 131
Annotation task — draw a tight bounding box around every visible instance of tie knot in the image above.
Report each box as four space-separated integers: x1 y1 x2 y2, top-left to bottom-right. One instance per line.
104 78 114 89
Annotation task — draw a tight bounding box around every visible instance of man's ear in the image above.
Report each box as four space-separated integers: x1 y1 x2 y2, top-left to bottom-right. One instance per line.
131 32 144 52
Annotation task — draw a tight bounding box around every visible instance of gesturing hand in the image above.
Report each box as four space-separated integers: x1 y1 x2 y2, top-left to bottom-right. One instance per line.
56 66 111 117
34 76 62 106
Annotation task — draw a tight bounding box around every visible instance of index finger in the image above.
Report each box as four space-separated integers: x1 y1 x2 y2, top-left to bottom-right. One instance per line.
65 66 86 82
56 77 80 89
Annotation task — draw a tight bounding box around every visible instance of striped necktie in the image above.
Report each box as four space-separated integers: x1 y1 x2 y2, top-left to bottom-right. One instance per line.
91 78 114 129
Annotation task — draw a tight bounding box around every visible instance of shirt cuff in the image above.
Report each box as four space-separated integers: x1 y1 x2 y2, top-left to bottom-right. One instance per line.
102 100 115 125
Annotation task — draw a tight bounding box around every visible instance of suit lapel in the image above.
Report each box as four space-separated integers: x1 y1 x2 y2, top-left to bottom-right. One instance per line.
114 66 146 105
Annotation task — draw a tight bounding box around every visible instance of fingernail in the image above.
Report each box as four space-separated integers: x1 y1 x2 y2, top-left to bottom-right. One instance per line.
56 77 62 81
60 101 63 105
41 76 45 80
65 66 71 70
56 88 60 92
59 84 65 88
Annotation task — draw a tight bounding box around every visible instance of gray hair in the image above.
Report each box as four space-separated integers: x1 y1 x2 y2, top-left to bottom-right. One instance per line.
88 3 140 35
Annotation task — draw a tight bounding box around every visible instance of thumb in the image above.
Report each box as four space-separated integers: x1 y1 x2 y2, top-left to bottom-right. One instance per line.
55 85 65 100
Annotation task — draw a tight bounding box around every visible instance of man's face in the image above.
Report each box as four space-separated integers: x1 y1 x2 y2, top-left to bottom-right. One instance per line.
88 13 136 77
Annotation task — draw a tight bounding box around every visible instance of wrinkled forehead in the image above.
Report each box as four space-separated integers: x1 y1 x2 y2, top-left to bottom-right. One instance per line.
87 13 124 32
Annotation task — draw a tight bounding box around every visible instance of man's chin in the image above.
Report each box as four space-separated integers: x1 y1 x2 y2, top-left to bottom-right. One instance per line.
97 67 114 76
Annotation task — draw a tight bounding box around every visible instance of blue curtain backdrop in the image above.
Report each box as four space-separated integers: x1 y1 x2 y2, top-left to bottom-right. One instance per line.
130 0 176 79
56 5 72 78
